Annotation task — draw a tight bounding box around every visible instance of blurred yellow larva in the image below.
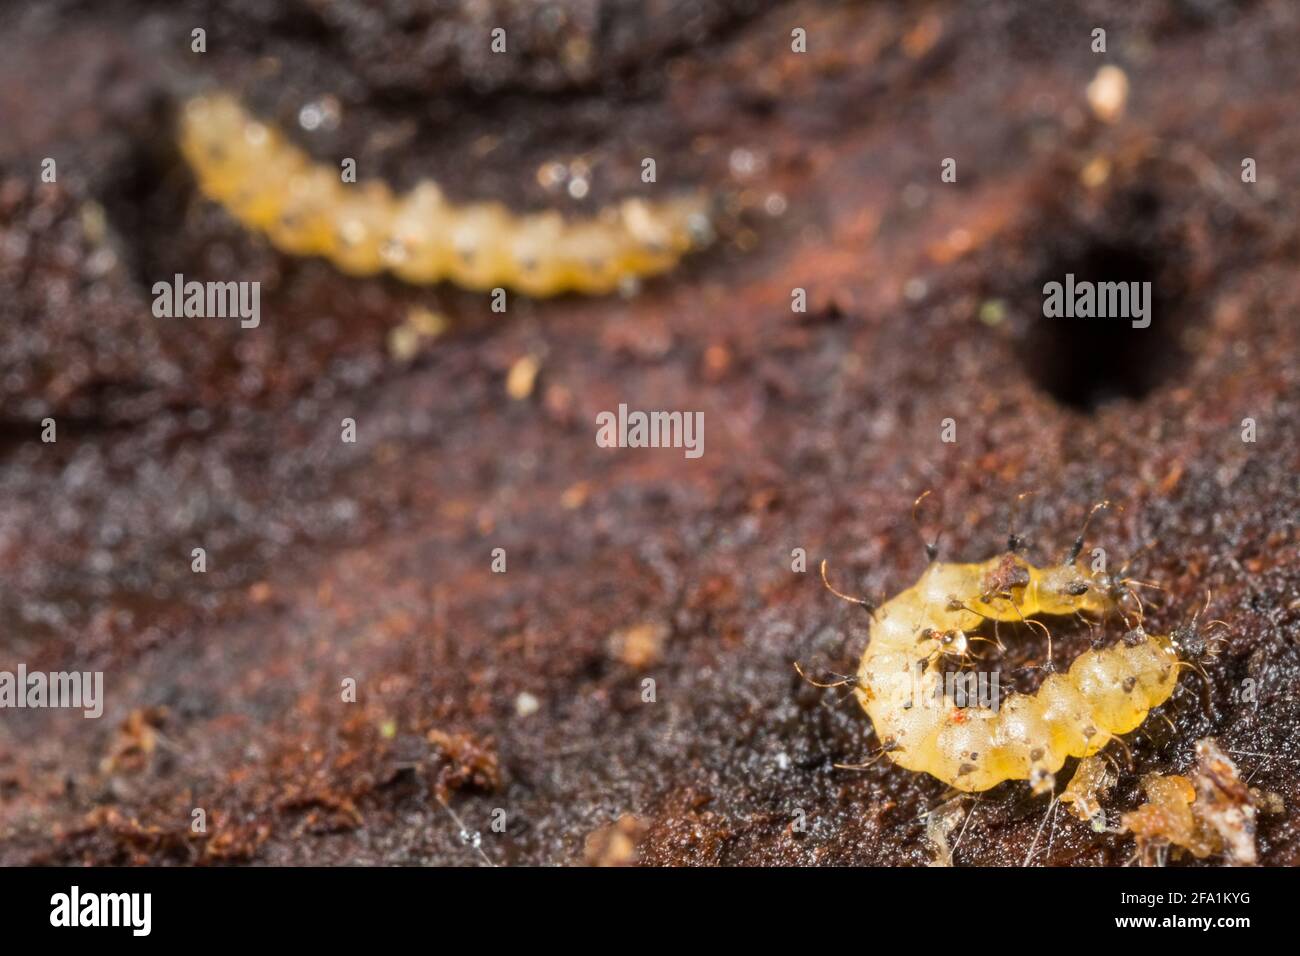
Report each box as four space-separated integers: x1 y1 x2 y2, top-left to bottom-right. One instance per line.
823 547 1186 793
178 93 712 296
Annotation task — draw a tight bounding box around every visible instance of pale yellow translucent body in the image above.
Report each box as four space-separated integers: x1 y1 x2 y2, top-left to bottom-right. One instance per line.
856 556 1181 792
178 94 710 296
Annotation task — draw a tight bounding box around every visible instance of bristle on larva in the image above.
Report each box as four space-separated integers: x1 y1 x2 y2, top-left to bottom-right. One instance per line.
178 93 712 296
853 555 1182 792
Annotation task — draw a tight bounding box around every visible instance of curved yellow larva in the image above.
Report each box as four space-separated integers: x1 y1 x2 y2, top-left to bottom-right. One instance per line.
178 93 711 296
854 555 1182 793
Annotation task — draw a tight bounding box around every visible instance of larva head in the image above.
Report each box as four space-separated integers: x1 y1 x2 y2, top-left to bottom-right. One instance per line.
1169 596 1231 663
1028 500 1134 615
1171 624 1211 662
1030 561 1138 620
1086 568 1146 622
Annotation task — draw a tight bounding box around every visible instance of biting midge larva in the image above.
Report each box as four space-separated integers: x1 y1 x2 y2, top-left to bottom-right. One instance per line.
178 93 712 296
829 551 1184 793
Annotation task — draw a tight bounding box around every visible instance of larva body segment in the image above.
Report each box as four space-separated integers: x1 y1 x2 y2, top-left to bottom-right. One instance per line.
178 93 711 296
855 556 1181 792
